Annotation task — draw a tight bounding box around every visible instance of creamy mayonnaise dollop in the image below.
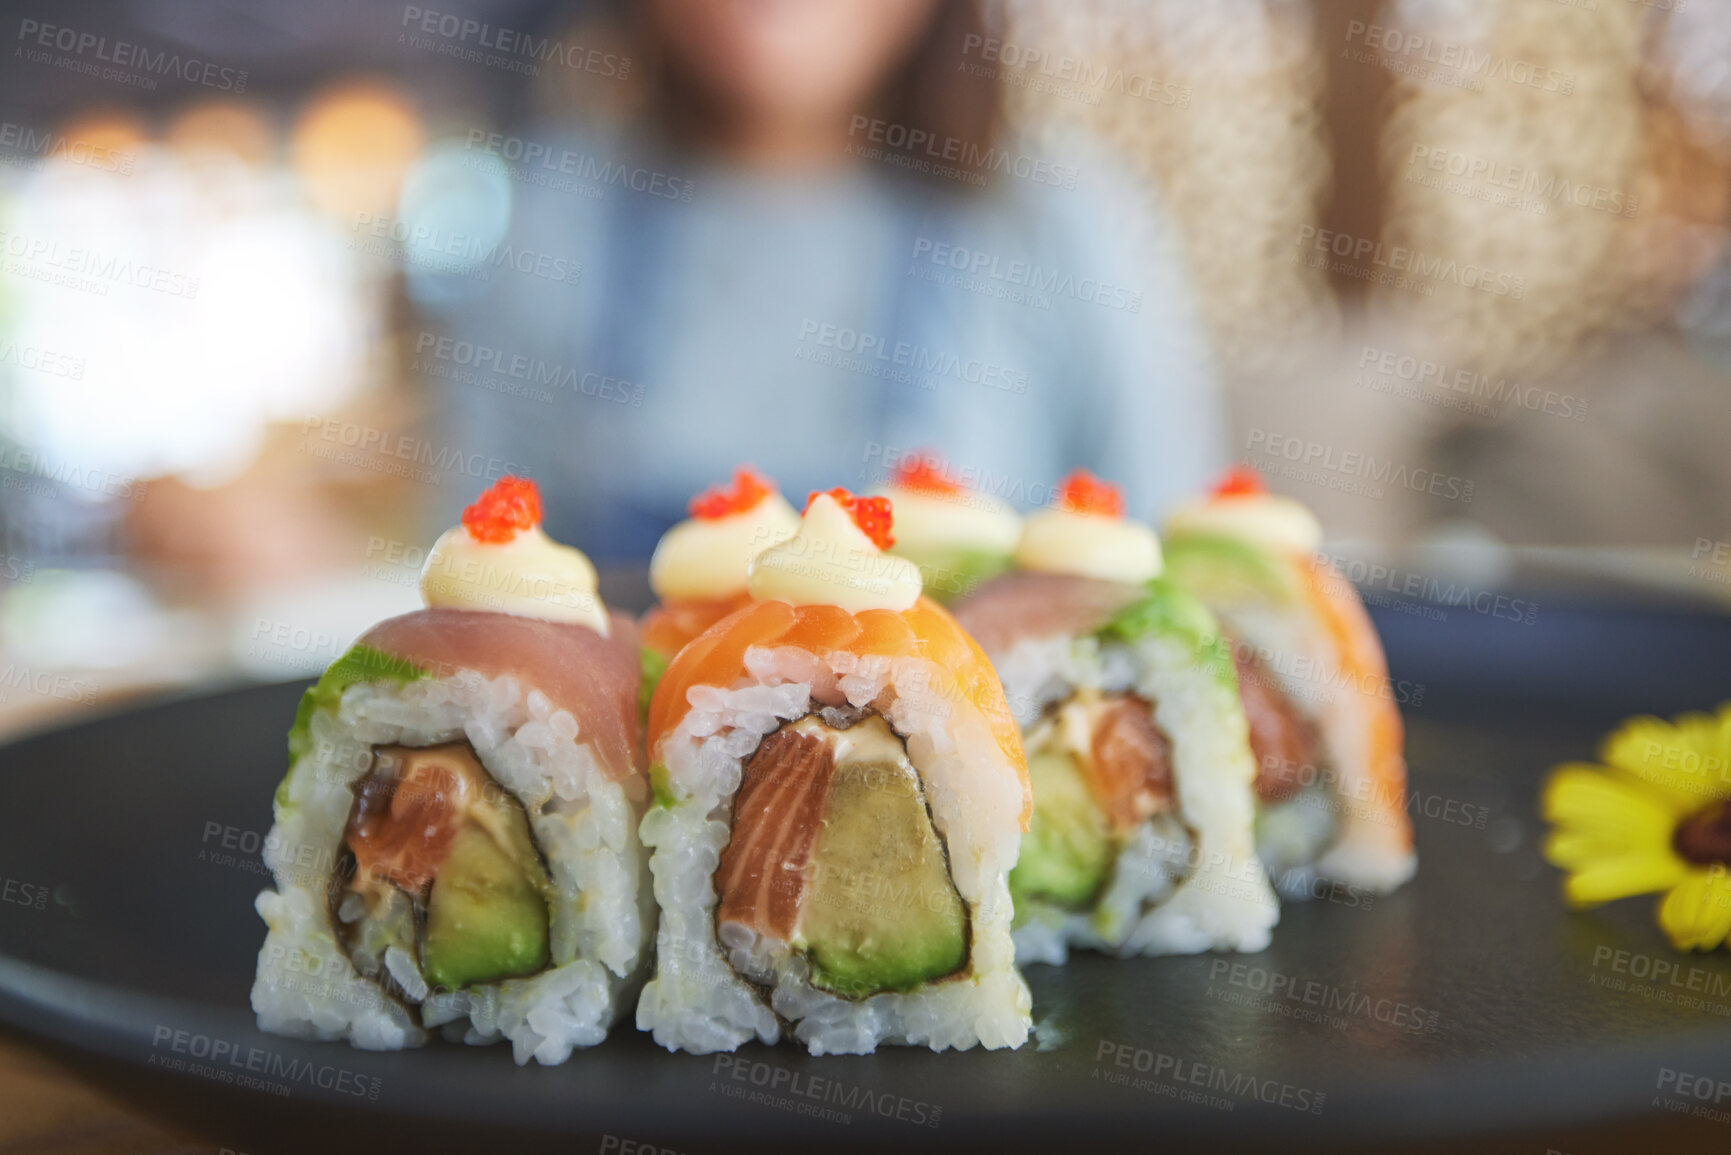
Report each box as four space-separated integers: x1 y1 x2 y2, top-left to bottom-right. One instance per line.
421 523 609 633
748 493 923 613
875 486 1023 563
1165 493 1323 554
649 492 800 602
1016 508 1163 585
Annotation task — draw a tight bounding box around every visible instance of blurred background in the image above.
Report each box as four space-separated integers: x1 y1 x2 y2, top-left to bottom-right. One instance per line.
0 0 1726 736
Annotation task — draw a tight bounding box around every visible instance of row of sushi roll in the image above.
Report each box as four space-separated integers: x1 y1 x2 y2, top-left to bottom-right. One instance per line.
251 457 1413 1060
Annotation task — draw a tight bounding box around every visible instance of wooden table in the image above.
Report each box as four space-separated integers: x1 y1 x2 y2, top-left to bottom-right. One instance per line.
0 1031 217 1153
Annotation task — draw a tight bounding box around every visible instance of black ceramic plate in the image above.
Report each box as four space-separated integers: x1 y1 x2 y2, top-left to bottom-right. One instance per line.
3 599 1731 1153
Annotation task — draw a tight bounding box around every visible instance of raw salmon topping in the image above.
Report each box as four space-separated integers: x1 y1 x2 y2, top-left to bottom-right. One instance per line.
805 487 895 550
640 592 752 659
647 598 1030 828
1056 470 1124 518
892 453 964 497
461 476 542 543
690 467 774 520
1211 466 1266 499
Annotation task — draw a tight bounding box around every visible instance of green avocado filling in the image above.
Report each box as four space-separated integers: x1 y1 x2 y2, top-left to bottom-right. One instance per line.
1008 582 1226 924
1098 576 1238 692
1162 532 1302 611
421 822 552 992
726 714 967 999
1010 744 1113 913
638 645 670 723
332 743 553 998
798 742 968 998
648 763 676 810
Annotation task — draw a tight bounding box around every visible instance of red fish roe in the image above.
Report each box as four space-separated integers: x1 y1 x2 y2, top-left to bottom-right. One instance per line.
690 467 774 520
1057 469 1124 518
1211 465 1267 499
461 475 542 543
892 452 964 497
806 487 895 551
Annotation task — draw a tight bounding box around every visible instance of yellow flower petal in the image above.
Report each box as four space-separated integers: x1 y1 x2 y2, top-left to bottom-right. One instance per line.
1545 830 1649 870
1658 869 1731 951
1542 767 1683 846
1543 705 1731 940
1563 852 1689 908
1604 708 1731 813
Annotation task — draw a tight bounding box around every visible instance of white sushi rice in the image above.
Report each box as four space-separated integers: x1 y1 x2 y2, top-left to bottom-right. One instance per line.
635 645 1032 1056
1255 784 1340 900
996 632 1280 966
251 671 651 1064
1217 603 1418 895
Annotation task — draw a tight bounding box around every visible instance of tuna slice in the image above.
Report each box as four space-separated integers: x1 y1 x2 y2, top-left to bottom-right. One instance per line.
360 608 644 793
1085 695 1174 830
950 571 1145 657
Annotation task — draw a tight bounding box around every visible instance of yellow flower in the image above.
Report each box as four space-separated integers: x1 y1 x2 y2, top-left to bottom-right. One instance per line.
1542 704 1731 952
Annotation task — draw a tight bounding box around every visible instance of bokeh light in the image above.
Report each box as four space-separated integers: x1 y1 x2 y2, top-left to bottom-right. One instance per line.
290 79 423 219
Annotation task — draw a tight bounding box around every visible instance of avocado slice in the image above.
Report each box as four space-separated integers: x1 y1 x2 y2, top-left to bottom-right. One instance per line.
333 742 556 996
282 644 427 807
796 735 968 998
1098 576 1239 692
1163 532 1302 611
638 644 669 724
421 821 552 993
1010 743 1113 911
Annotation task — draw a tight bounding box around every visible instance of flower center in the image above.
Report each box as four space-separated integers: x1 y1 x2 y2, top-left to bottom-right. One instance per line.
1674 801 1731 866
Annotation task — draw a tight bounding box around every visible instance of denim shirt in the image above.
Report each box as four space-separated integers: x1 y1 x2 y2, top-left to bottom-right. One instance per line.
422 124 1225 562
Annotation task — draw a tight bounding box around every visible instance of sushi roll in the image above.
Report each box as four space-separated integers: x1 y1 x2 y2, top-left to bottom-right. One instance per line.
954 471 1279 964
872 451 1022 603
636 488 1033 1055
251 477 653 1064
1164 467 1416 897
641 467 800 675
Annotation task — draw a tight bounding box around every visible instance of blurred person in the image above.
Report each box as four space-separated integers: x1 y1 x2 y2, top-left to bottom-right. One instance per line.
421 0 1224 561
